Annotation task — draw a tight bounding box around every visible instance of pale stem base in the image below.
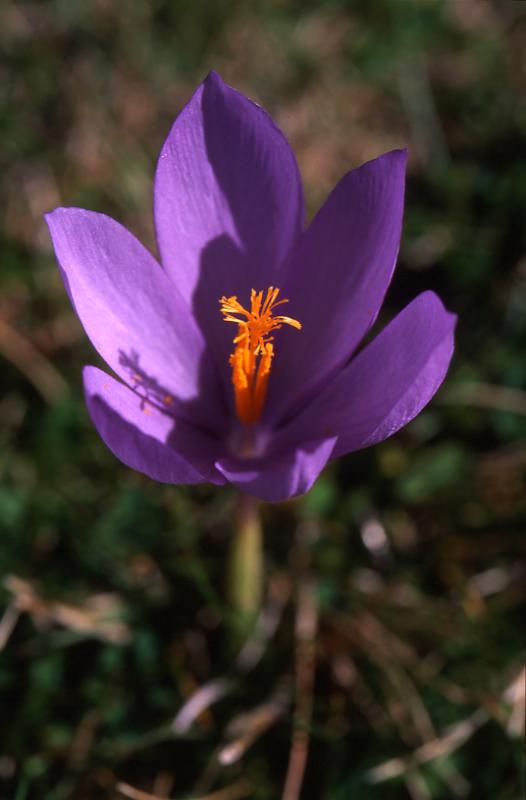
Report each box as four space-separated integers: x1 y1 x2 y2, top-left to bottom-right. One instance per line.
228 491 263 625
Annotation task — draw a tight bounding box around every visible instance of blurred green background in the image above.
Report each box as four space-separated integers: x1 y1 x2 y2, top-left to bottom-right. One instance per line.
1 1 525 798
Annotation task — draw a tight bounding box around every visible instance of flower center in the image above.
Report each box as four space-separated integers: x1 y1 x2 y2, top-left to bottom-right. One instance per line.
219 287 301 426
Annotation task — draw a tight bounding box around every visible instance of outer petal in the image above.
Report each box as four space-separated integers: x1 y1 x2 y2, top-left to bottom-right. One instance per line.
46 208 225 430
154 71 304 391
84 366 226 485
267 150 407 425
279 291 456 457
216 437 336 503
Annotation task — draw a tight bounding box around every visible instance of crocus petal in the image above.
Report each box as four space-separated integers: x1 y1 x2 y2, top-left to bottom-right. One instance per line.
279 291 456 457
267 150 407 425
84 366 226 485
154 71 304 389
216 437 336 503
46 208 225 431
155 70 303 303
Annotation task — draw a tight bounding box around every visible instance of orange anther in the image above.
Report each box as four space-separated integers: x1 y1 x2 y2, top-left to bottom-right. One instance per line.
219 287 301 426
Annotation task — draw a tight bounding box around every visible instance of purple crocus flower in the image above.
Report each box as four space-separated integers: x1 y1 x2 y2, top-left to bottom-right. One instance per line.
45 72 456 502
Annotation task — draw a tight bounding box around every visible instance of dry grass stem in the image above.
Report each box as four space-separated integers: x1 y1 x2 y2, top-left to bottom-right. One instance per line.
173 678 233 735
405 768 433 800
439 381 526 416
0 314 68 403
502 666 525 737
173 575 290 734
4 575 130 644
67 710 102 771
218 683 291 765
332 609 435 745
116 778 252 800
0 603 20 652
366 708 489 784
281 574 318 800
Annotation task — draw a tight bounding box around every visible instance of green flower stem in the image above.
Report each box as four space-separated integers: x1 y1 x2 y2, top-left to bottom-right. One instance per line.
228 491 263 625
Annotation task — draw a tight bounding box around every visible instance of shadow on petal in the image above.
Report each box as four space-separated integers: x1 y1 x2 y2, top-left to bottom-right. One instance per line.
84 366 226 486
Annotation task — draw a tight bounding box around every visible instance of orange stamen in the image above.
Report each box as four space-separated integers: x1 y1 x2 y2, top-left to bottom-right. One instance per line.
219 287 301 426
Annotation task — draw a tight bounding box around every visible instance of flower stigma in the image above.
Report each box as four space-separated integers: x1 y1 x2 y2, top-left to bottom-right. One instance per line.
220 287 302 427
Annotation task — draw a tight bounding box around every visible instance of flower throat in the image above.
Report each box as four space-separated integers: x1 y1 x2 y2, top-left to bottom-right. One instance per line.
220 287 301 426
